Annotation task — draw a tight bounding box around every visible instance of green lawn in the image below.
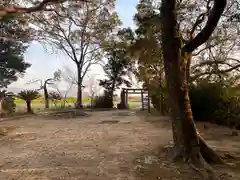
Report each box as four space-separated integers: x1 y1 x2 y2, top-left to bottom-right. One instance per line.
15 97 81 112
14 96 79 104
14 96 143 112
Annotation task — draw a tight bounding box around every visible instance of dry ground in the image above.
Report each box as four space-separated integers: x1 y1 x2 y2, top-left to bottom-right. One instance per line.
0 110 239 180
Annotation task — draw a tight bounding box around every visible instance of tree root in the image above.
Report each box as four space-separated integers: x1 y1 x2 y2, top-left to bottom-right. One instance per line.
164 146 219 179
198 135 225 164
164 136 225 180
167 146 220 180
188 152 219 180
166 136 224 164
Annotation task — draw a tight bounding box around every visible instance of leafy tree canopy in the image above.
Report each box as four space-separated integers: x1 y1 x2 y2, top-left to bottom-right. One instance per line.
99 38 132 92
0 1 31 88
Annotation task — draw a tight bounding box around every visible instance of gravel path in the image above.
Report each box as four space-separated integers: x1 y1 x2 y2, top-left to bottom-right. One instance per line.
1 110 239 180
0 110 172 180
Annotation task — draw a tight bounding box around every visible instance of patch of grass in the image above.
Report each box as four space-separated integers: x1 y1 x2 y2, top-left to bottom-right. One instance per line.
14 97 142 113
14 96 80 105
128 102 139 108
14 96 90 112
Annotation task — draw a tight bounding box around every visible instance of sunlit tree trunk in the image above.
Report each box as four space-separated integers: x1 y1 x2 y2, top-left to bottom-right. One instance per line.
161 0 225 178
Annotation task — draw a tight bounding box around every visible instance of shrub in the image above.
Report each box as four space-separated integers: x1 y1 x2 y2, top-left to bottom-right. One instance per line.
214 97 240 129
189 82 228 121
189 81 240 128
0 90 16 114
17 90 41 113
117 102 128 109
149 80 240 129
49 92 62 108
150 92 169 115
92 90 113 109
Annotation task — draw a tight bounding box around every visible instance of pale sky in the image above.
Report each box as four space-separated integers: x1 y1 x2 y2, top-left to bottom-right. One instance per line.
8 0 139 96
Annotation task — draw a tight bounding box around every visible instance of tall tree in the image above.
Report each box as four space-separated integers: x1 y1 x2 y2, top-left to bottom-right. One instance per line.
129 0 240 115
99 46 132 94
161 0 226 178
130 0 240 86
32 0 120 108
129 0 165 114
0 1 31 88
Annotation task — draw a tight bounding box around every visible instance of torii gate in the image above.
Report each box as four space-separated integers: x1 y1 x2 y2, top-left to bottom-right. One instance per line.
120 88 150 113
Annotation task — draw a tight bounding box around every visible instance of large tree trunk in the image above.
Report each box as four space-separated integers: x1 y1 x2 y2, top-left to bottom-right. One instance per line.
161 0 197 152
161 0 223 179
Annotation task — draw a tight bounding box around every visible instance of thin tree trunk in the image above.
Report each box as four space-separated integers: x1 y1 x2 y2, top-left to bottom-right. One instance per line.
110 82 115 106
183 51 223 164
120 89 127 109
26 100 32 113
76 66 83 108
76 84 83 108
43 83 49 109
159 74 165 115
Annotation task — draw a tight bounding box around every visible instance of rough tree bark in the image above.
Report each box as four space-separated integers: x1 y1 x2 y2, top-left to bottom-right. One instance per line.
76 83 83 108
41 78 54 109
161 0 226 179
76 87 83 108
159 74 165 115
43 81 49 109
26 100 32 113
76 66 83 108
110 81 116 106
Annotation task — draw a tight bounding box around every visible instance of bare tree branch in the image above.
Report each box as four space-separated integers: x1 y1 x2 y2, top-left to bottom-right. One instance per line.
183 0 227 52
191 63 240 81
0 0 87 17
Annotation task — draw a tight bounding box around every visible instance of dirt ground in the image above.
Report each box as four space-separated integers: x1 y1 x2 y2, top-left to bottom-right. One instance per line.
0 110 239 180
